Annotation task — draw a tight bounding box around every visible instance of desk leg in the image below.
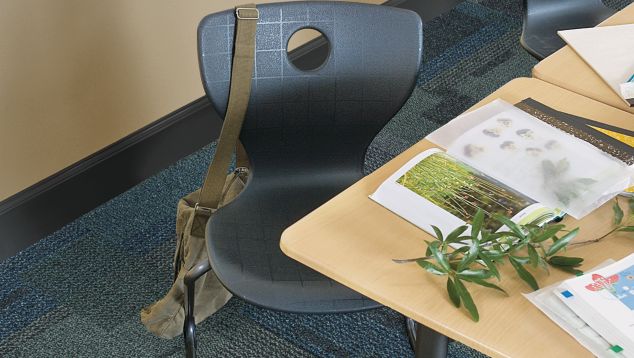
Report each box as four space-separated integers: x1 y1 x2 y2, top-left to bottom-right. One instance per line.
406 317 449 358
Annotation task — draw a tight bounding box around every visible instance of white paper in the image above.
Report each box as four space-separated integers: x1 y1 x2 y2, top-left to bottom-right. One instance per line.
621 82 634 101
558 24 634 106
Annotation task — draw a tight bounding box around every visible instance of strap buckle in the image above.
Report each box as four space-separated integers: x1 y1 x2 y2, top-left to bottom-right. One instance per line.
235 7 259 20
194 203 215 216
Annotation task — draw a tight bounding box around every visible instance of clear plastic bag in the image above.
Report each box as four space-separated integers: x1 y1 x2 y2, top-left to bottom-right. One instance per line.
428 100 632 219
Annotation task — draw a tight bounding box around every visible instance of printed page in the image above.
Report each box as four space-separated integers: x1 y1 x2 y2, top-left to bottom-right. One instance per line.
369 148 554 238
556 282 634 356
557 254 634 354
525 260 627 358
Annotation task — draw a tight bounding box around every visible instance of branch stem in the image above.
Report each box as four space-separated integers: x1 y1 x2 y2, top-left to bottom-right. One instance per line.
570 226 622 247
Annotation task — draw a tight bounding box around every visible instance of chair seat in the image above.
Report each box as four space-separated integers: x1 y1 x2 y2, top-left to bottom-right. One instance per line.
206 167 380 313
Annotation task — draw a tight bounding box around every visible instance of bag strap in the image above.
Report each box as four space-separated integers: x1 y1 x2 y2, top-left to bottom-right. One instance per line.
196 4 258 213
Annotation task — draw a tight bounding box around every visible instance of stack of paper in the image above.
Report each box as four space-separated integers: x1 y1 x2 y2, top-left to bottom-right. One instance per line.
558 24 634 107
527 255 634 357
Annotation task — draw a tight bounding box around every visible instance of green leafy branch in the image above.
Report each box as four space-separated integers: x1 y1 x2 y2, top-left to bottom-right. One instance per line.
571 197 634 246
393 209 582 322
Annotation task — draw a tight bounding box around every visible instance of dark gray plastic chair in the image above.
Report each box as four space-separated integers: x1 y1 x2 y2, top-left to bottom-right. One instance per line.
521 0 615 59
185 2 422 356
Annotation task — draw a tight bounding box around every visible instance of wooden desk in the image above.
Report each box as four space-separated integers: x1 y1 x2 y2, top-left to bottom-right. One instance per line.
532 3 634 114
281 78 634 358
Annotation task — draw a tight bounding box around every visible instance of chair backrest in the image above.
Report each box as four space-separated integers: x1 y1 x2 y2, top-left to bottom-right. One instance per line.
198 2 422 176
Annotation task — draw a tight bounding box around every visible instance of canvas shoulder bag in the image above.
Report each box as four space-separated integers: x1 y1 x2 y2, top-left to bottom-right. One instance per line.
140 4 258 339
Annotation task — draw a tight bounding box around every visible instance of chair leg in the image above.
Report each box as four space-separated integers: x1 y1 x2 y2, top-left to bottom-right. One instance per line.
183 259 212 358
405 317 450 358
406 316 418 350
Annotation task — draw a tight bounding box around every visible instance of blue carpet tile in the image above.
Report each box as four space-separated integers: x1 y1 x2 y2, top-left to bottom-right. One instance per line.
1 0 631 356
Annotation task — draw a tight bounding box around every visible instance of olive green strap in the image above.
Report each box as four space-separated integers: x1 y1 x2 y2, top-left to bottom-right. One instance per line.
235 140 250 169
196 4 258 213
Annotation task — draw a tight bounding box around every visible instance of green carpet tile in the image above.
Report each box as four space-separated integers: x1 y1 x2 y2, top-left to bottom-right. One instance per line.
1 0 631 356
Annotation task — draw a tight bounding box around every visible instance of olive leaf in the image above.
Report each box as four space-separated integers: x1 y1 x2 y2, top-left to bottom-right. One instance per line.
546 228 579 256
527 245 539 268
548 256 583 267
457 269 492 279
416 259 446 275
479 252 500 280
471 209 485 240
531 224 565 243
459 276 508 296
446 277 461 308
453 278 479 322
493 214 525 239
458 237 480 271
614 199 624 226
444 226 469 251
509 256 539 290
431 225 444 242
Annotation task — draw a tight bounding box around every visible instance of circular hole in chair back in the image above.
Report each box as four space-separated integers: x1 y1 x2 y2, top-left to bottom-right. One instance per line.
286 28 330 71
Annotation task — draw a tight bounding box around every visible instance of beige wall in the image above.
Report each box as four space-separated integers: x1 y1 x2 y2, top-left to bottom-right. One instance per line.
0 0 381 201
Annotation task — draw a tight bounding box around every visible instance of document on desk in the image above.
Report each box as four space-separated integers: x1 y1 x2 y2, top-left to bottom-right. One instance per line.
555 254 634 357
528 255 634 357
524 260 621 358
558 24 634 107
370 100 631 238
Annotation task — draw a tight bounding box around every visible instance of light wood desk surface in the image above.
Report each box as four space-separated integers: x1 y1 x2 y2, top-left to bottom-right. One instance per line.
281 78 634 358
532 3 634 115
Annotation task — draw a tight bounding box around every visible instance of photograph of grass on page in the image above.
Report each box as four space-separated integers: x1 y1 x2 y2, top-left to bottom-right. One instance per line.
370 148 558 238
396 152 532 232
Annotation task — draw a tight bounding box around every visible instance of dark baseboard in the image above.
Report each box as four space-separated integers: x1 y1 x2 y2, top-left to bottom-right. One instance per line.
0 0 461 261
0 99 222 260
